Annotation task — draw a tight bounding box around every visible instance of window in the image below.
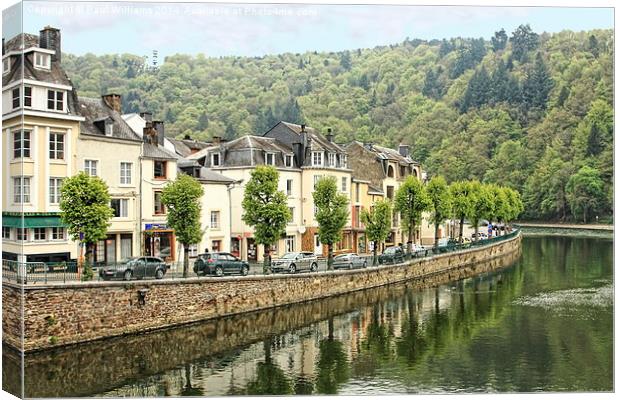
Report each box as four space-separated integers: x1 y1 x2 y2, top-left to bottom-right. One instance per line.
16 228 27 241
120 234 132 260
49 132 65 160
211 240 221 252
314 204 319 216
34 52 50 69
341 154 348 168
12 88 20 109
400 165 407 178
111 199 128 218
314 175 321 189
288 207 294 223
3 58 9 75
387 165 395 178
356 183 360 203
13 177 30 203
154 160 167 179
13 130 30 158
312 151 323 166
154 191 165 214
49 178 63 204
285 236 295 253
33 228 46 241
105 123 113 136
47 90 64 111
24 86 32 107
285 154 293 167
328 153 336 167
342 177 347 192
51 227 65 240
188 244 198 257
120 162 132 185
84 160 98 176
211 153 220 167
210 211 220 229
265 153 275 166
286 179 293 196
2 227 10 240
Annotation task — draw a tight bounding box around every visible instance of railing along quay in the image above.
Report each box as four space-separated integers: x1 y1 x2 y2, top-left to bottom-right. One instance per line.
2 229 520 285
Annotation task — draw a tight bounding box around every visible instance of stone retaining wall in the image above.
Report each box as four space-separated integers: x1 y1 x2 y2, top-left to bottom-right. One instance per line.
3 233 521 352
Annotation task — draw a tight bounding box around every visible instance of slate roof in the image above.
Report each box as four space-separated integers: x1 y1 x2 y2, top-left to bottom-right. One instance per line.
197 168 236 184
225 135 293 153
279 121 345 154
350 141 418 165
167 137 211 157
3 33 73 88
142 142 179 160
368 184 385 195
77 96 142 142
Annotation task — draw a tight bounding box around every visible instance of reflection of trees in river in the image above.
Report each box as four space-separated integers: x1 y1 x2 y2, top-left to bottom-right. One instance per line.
244 337 293 395
315 317 349 394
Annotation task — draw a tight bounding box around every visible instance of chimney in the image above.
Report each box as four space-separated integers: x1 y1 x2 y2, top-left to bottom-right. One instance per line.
398 144 410 157
139 111 153 122
102 94 122 113
143 121 157 144
212 136 221 144
153 120 165 146
364 142 373 151
326 128 334 143
39 26 61 63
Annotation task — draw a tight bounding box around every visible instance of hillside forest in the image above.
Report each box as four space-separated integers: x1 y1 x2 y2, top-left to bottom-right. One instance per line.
61 25 614 223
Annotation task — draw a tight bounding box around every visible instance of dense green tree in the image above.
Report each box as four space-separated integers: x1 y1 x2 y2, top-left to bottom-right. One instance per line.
449 181 473 243
161 174 205 277
466 182 495 241
522 52 553 110
242 166 291 271
491 28 508 52
361 199 393 265
426 176 452 248
510 24 539 62
394 176 431 253
59 172 113 276
565 166 605 223
313 177 350 269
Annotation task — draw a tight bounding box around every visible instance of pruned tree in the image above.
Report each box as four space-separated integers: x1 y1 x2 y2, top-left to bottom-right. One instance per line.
161 174 205 277
426 176 452 248
394 176 431 253
361 200 392 265
313 176 350 269
449 181 474 244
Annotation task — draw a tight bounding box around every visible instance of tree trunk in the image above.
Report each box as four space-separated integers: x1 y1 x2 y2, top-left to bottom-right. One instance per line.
373 242 378 266
459 216 465 244
327 244 334 270
183 244 189 278
328 317 334 340
434 223 440 249
407 221 414 254
263 245 271 274
473 220 479 242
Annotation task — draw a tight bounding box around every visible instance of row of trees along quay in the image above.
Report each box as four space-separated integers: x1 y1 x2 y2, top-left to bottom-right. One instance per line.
58 166 523 279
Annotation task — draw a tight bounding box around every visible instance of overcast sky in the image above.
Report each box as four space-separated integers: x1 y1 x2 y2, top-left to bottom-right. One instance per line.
3 1 614 60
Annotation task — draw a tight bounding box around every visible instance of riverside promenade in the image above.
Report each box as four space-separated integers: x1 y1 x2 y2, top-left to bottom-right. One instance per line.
517 222 613 231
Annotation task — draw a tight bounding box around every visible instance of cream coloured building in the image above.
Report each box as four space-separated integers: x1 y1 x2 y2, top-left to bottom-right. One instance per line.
2 27 84 264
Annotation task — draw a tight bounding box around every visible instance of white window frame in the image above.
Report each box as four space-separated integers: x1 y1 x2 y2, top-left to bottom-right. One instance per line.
51 227 65 241
84 159 98 176
2 227 11 240
265 152 276 166
328 153 336 167
285 154 293 168
49 132 65 160
288 207 295 224
111 198 128 218
49 177 63 204
16 228 27 241
47 89 64 111
13 176 31 204
34 52 51 69
342 177 347 192
154 191 165 215
188 244 198 257
33 227 47 241
314 175 321 189
211 153 220 167
2 58 9 75
12 87 20 109
286 179 293 196
312 151 323 167
13 130 31 159
23 86 32 108
120 162 132 185
285 235 295 253
341 154 348 168
210 211 220 229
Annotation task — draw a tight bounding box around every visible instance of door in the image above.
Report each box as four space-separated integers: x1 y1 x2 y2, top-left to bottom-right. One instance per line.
314 234 322 255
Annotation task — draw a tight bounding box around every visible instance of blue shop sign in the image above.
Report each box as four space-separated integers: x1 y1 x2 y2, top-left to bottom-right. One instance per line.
145 223 168 230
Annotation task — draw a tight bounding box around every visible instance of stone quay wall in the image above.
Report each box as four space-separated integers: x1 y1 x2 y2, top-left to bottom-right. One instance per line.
3 233 521 352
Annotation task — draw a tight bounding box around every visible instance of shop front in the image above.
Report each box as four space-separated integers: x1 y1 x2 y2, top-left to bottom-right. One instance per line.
144 223 176 262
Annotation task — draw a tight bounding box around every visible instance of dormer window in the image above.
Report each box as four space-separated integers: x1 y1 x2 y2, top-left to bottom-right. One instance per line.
285 154 293 168
312 151 323 167
328 153 336 167
341 154 348 168
2 58 9 75
211 153 220 167
105 123 113 136
34 52 51 69
47 90 64 111
265 152 275 166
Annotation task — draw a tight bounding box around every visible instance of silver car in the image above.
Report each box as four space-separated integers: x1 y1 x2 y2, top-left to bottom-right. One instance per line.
271 252 319 274
333 253 367 269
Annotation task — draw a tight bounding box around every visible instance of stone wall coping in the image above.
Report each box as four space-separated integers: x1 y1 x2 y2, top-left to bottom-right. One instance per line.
3 232 520 292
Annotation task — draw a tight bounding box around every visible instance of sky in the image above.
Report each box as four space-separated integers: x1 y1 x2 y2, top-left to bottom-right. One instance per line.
2 1 614 61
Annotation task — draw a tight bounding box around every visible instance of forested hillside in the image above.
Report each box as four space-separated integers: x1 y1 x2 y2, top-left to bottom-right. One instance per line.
62 25 613 222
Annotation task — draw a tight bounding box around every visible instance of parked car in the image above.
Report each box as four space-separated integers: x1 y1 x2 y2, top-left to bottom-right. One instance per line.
333 253 367 269
99 257 169 281
193 252 249 276
271 252 319 273
378 246 405 265
411 243 426 253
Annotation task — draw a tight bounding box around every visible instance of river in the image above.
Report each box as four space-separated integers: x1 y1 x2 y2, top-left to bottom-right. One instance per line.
3 234 613 396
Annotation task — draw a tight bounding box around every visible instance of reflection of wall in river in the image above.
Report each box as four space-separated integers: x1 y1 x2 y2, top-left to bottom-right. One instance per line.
6 247 521 398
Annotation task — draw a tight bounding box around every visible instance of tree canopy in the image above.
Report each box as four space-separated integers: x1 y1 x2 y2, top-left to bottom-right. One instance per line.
313 176 350 268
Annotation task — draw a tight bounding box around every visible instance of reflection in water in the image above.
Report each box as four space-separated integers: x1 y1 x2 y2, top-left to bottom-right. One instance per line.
4 236 613 396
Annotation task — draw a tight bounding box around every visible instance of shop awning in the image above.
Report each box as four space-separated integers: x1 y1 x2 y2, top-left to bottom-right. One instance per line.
2 214 66 228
